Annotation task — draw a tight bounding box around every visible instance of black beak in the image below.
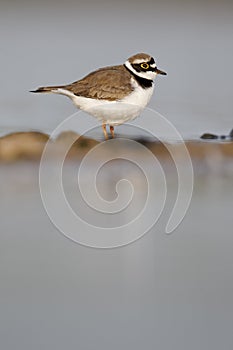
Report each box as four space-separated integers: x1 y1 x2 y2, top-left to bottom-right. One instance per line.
156 68 167 75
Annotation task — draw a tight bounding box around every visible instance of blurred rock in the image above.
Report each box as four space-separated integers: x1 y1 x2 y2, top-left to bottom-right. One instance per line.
200 128 233 140
55 131 98 148
200 133 218 140
55 131 99 158
0 132 49 162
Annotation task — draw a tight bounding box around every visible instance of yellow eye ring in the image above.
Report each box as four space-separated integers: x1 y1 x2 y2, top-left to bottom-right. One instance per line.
140 63 149 69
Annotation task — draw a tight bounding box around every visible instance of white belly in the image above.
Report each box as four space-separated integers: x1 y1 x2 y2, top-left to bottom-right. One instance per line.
56 82 154 126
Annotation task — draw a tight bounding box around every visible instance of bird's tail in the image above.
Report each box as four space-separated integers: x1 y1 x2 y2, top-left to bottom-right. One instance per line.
30 85 63 93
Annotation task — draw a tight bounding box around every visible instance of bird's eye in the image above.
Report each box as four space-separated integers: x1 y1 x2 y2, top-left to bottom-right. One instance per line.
140 63 149 69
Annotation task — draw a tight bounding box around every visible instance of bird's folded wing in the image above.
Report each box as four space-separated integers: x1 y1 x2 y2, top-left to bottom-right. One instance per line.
65 66 133 101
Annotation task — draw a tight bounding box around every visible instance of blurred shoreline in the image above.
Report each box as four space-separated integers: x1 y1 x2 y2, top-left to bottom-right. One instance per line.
0 130 232 162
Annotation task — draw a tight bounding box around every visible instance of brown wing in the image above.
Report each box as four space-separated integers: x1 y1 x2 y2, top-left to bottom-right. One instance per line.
64 65 133 101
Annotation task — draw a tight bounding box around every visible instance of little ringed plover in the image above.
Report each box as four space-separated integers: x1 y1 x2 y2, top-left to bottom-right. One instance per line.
31 53 166 139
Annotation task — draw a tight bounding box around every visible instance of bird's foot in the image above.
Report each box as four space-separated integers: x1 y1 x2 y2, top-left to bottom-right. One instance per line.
110 125 115 139
102 123 108 140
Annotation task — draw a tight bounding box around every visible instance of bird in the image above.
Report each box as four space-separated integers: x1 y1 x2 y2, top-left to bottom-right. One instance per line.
31 53 166 139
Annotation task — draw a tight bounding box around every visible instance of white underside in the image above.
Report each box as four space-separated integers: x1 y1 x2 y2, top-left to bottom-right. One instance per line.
54 78 154 126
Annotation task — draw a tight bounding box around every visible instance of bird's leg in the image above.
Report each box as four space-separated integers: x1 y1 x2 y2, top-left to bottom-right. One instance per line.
102 123 108 140
110 125 115 138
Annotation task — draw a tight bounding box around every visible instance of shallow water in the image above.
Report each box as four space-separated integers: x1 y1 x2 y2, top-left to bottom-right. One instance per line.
0 158 233 350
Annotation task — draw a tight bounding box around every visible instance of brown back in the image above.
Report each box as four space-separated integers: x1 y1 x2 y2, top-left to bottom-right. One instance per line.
64 65 133 101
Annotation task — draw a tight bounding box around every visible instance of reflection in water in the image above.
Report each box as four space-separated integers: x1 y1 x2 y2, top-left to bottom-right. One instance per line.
0 158 233 349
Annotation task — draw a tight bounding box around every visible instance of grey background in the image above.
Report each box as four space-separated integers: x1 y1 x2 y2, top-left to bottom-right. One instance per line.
1 1 233 349
1 0 233 137
1 161 233 350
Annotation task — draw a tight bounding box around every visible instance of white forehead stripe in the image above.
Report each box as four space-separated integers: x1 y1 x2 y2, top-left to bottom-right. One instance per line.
130 59 157 68
132 58 150 64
